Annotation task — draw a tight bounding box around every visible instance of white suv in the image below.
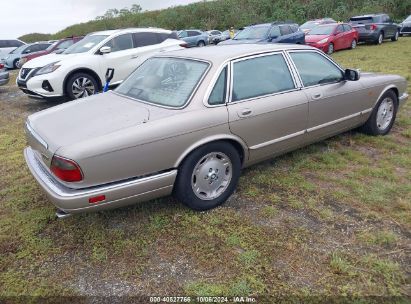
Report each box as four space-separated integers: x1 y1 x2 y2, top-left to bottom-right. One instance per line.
17 28 184 100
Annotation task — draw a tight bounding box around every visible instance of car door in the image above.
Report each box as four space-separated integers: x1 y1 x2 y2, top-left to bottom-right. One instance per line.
97 33 136 84
287 50 371 140
333 25 346 50
227 52 309 162
188 30 201 46
343 24 355 47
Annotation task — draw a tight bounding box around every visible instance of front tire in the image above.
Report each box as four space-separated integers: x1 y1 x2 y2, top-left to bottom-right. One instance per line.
13 59 19 69
361 90 398 136
174 142 241 211
65 73 98 100
327 43 334 55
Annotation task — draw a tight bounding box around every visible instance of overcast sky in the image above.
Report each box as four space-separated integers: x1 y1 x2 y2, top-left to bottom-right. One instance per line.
1 0 200 38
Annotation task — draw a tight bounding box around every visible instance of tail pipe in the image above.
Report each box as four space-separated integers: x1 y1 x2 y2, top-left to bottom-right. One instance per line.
56 209 72 219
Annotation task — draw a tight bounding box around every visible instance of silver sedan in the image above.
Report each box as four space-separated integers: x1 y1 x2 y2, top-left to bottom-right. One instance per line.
24 44 409 218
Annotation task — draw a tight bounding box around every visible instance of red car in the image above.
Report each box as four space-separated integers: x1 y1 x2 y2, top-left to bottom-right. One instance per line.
305 23 359 54
19 36 83 66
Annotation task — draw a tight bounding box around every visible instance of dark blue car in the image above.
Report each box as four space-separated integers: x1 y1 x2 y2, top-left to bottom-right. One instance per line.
220 22 305 45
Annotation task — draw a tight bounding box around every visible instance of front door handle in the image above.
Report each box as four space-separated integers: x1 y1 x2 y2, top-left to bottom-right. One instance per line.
238 108 253 118
312 93 322 100
131 55 139 59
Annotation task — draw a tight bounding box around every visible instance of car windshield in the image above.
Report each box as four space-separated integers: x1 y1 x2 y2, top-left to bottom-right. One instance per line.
308 25 336 35
234 25 270 40
405 15 411 22
46 41 59 51
300 21 319 30
116 57 209 108
63 35 108 54
10 44 27 54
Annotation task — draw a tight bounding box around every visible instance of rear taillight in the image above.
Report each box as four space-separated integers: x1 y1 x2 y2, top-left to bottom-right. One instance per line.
50 155 83 182
179 43 189 48
368 24 377 31
0 63 4 69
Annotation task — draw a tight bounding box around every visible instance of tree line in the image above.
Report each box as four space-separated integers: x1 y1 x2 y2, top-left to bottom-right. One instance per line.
19 0 411 42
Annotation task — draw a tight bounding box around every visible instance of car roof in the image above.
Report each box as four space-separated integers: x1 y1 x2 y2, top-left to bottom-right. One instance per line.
158 43 313 65
351 13 387 18
89 28 172 36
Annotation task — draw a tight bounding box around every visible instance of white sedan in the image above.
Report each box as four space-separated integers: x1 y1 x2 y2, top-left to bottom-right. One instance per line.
17 28 184 100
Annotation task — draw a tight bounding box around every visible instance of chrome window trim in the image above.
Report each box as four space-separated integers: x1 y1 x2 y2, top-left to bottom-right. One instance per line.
228 51 298 104
115 56 212 110
203 63 230 108
286 49 346 89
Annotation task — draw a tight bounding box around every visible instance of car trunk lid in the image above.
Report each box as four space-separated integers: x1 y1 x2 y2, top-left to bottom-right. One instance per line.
27 92 150 166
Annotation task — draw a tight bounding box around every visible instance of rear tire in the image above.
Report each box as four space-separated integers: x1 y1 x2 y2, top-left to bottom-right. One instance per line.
13 59 19 69
361 90 398 136
391 30 399 41
174 142 241 211
197 41 205 47
350 39 357 49
375 32 384 45
65 73 98 100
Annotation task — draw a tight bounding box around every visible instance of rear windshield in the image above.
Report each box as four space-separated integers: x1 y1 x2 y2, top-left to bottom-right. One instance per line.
300 21 319 30
234 25 270 40
116 57 209 108
308 25 336 35
349 17 374 24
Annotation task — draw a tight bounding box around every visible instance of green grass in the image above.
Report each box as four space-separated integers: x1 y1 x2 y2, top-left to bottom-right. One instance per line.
1 38 411 298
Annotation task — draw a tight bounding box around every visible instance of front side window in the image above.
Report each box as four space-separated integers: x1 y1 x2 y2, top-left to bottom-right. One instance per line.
64 35 108 54
343 24 352 32
232 54 295 102
290 52 344 87
104 34 133 52
208 66 227 105
188 31 201 37
116 57 209 108
309 25 337 35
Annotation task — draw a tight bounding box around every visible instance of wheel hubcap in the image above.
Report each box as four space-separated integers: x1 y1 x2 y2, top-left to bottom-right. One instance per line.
379 35 383 44
376 98 394 130
328 44 333 54
352 40 356 48
191 152 232 200
72 77 95 99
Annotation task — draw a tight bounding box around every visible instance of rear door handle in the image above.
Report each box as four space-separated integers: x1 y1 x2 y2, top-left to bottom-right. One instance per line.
312 93 322 100
238 109 252 118
131 55 139 59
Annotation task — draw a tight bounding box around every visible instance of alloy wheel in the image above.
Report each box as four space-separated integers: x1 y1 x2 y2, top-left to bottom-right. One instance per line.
191 152 233 200
351 40 357 49
71 77 96 99
376 97 394 131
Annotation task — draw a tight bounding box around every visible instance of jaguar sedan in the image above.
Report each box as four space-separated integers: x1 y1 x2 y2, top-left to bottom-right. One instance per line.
24 44 409 218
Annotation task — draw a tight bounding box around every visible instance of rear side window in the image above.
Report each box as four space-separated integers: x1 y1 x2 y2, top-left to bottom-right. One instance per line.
157 32 175 43
133 32 158 47
279 25 292 35
290 52 343 86
232 54 295 102
38 44 50 51
188 31 201 37
208 66 227 105
0 41 6 48
350 17 373 24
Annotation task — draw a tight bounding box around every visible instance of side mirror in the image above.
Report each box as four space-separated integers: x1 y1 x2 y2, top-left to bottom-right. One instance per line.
54 49 64 54
345 68 360 81
99 46 111 55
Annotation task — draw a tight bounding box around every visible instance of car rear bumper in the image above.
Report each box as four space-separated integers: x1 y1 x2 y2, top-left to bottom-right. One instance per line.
0 71 9 86
24 147 177 215
357 32 379 42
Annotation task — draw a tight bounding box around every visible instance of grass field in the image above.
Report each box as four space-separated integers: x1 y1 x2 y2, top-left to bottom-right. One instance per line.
0 38 410 300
